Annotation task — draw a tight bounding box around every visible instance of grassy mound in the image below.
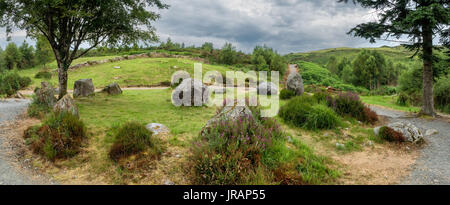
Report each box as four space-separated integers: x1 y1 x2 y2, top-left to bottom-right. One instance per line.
279 96 340 130
327 92 378 124
109 121 163 162
24 112 86 161
279 89 296 100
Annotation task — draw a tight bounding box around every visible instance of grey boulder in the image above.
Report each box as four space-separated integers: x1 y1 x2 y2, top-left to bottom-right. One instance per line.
171 78 210 107
73 79 95 98
102 83 123 95
386 122 424 143
287 73 305 95
53 94 79 117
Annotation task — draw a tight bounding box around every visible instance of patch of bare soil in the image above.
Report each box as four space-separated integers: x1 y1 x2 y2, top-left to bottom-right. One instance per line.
332 144 420 185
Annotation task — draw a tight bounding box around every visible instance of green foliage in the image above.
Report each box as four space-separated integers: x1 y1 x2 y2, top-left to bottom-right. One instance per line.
280 89 296 100
434 75 450 113
34 71 52 79
370 86 397 96
3 43 22 70
24 112 86 161
396 92 409 106
18 41 35 69
252 45 287 74
398 66 423 105
218 43 238 65
352 50 388 90
304 104 340 130
0 70 32 96
109 122 162 162
27 95 52 119
35 35 54 66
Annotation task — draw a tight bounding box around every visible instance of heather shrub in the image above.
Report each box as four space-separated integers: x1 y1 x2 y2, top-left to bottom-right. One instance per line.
0 70 32 96
379 126 406 142
109 122 163 162
23 112 86 161
327 92 378 124
313 91 331 103
280 89 295 100
304 104 340 130
193 108 284 185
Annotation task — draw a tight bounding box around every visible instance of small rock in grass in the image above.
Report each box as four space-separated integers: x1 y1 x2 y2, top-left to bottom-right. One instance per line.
367 141 374 146
288 136 293 143
114 66 121 69
146 123 170 135
53 94 79 118
425 129 438 136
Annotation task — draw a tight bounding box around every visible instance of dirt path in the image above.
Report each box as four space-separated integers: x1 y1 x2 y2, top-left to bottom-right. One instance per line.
368 105 450 185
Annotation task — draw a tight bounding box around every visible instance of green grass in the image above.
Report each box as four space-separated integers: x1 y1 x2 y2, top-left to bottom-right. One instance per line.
20 57 235 89
361 95 420 112
76 89 217 138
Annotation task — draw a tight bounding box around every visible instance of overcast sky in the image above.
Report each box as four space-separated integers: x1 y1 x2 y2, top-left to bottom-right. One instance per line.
0 0 401 54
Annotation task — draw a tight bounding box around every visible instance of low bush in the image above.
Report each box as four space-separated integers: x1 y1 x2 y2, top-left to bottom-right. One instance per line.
370 86 397 96
279 96 315 128
279 89 295 100
23 112 86 161
27 96 52 119
304 104 340 130
313 91 331 103
327 92 378 124
0 70 32 96
34 71 52 79
434 76 450 114
379 126 406 142
396 92 409 106
109 122 163 162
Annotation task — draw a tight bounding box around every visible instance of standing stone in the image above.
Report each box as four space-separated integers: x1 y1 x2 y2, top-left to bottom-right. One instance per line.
287 73 304 95
73 79 95 98
102 83 123 95
53 94 79 118
171 72 190 87
171 78 210 107
35 82 57 107
257 82 278 95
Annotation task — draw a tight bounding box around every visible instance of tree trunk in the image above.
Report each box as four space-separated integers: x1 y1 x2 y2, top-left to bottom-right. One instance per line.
57 64 68 99
421 23 436 117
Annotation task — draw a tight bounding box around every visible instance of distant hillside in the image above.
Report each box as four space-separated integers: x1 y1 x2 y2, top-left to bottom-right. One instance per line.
285 46 421 67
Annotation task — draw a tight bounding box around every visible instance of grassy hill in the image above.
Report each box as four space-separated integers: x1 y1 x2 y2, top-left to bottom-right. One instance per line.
21 57 235 89
285 46 421 67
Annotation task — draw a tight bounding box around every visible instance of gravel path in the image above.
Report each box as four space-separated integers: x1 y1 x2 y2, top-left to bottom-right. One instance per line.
0 99 35 185
369 105 450 185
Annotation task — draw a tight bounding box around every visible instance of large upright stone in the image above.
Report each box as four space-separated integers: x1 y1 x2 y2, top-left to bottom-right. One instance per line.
102 83 123 95
53 94 79 118
287 73 304 95
35 82 57 107
73 79 95 98
257 82 278 95
171 78 210 107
